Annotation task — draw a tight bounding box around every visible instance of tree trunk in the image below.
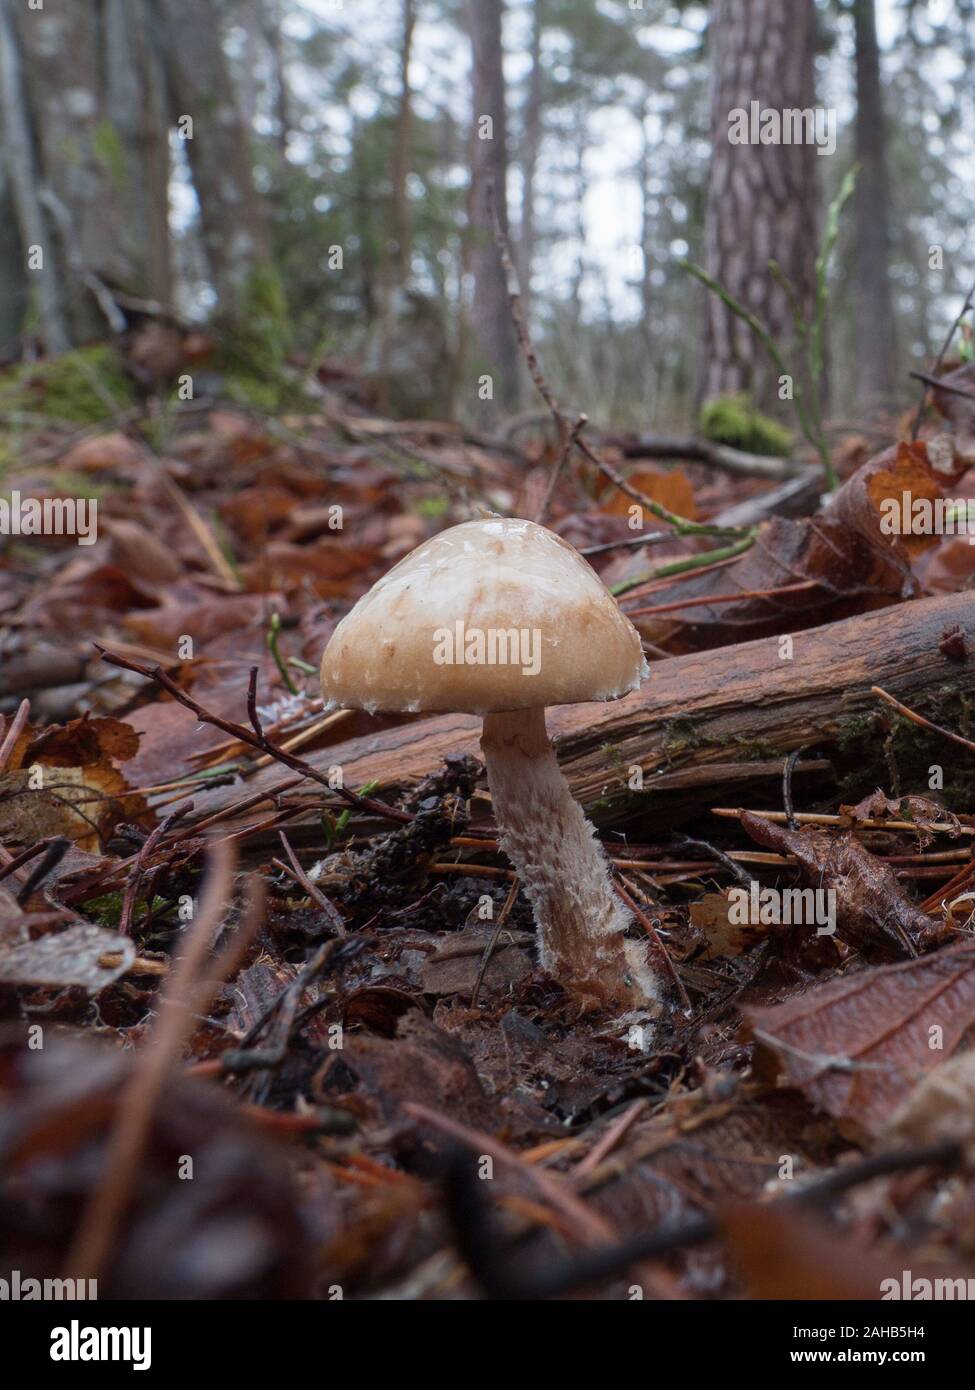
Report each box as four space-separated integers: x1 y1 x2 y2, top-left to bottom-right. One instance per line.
103 0 172 306
0 0 67 352
377 0 417 414
517 0 543 310
263 0 293 154
852 0 897 414
0 165 28 356
701 0 818 407
150 0 272 318
186 591 975 834
7 0 136 341
467 0 519 417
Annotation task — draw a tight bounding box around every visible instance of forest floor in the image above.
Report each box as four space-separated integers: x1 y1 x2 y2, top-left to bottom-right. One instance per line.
1 344 975 1300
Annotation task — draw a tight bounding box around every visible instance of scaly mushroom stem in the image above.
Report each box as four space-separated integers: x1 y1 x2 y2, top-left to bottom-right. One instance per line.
480 707 659 1011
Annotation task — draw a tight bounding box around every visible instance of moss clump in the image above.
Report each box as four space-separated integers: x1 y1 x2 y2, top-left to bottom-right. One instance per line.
0 346 135 426
92 120 128 188
213 264 321 416
700 394 793 457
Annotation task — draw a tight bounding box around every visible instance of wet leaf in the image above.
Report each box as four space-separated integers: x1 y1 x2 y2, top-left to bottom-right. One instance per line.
744 942 975 1138
739 810 935 954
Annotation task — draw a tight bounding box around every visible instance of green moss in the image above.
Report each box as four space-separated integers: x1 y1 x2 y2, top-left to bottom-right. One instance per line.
92 120 127 188
0 346 135 426
700 394 793 457
214 263 315 414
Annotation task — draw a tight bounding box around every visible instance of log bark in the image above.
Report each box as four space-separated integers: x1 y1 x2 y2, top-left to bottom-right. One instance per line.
189 591 975 830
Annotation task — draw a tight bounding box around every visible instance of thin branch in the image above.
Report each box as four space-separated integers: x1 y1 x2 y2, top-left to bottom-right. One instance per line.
63 840 262 1282
872 685 975 755
910 279 975 440
94 644 411 824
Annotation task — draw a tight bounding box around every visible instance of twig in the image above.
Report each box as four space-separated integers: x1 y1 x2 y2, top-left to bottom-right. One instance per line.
613 877 690 1013
0 698 30 773
910 279 975 440
622 577 816 619
0 836 59 885
446 1137 961 1299
872 685 975 755
711 807 972 834
535 414 587 525
404 1101 614 1245
909 369 975 403
488 188 751 547
63 840 262 1282
471 875 520 1006
14 837 70 906
277 830 346 935
574 1100 646 1180
94 644 411 824
118 808 189 936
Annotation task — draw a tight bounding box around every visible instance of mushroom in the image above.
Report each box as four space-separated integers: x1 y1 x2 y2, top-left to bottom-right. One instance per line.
320 517 658 1012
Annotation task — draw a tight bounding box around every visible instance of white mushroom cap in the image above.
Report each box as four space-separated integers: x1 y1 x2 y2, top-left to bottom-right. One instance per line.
321 517 648 715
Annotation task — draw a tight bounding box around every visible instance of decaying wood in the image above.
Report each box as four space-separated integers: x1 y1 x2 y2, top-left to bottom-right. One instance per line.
188 591 975 829
610 432 798 480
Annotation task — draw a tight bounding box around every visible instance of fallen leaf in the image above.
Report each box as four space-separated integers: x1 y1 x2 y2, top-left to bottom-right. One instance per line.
744 942 975 1138
739 811 935 954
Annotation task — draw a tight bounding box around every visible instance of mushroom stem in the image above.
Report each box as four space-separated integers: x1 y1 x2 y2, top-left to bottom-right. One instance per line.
480 707 659 1011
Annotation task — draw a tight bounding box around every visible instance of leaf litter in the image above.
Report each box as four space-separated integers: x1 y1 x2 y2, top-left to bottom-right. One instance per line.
1 376 975 1299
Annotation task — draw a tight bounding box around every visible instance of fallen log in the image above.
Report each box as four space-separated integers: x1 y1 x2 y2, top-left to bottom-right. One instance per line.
609 432 798 480
187 591 975 831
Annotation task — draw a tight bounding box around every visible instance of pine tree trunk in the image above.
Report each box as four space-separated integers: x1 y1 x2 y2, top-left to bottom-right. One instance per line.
468 0 519 417
702 0 818 407
852 0 897 414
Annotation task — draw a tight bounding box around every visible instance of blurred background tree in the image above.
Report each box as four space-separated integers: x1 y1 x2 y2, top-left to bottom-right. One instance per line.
0 0 971 431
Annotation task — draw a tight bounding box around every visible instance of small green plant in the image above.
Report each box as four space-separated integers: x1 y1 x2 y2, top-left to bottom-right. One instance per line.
681 166 857 490
266 611 300 695
322 781 379 851
699 394 793 457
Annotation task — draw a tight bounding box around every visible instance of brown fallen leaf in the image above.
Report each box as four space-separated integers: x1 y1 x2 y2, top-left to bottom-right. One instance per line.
599 464 698 523
622 512 908 654
831 439 944 564
690 889 768 959
744 942 975 1138
0 714 149 852
739 810 936 955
